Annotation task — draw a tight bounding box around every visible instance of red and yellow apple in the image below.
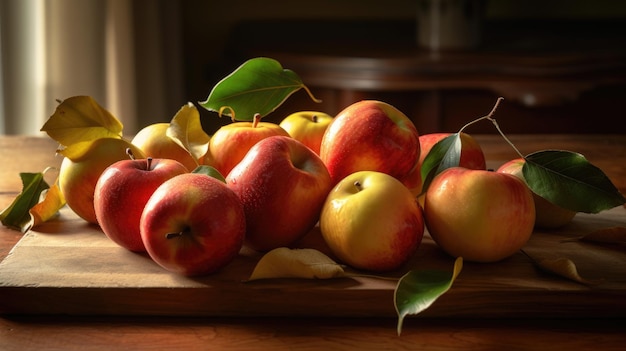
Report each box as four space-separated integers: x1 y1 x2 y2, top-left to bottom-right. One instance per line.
424 167 535 262
320 100 420 185
279 111 334 155
94 157 189 252
204 116 289 177
131 122 197 172
418 132 486 171
399 162 423 196
225 135 333 252
140 173 246 276
416 132 486 204
497 158 577 229
320 171 424 272
58 137 146 224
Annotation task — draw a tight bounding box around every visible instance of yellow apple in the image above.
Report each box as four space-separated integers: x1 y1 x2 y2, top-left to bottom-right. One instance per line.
320 171 425 272
497 158 577 229
58 137 146 224
131 123 197 172
279 111 334 155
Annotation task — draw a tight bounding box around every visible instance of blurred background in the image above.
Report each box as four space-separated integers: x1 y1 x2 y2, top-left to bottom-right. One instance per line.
1 0 625 136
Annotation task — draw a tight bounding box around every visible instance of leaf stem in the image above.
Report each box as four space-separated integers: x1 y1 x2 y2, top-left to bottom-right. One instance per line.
126 147 136 160
301 84 323 103
458 97 525 159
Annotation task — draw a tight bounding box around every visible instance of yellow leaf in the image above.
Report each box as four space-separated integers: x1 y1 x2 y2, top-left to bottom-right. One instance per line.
40 96 123 147
166 103 210 163
28 182 66 232
247 247 346 281
525 251 601 286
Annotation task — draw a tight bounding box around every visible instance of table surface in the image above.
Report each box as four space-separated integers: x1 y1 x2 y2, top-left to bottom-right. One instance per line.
1 134 626 350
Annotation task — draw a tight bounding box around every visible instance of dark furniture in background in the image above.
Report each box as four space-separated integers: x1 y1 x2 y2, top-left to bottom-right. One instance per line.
213 19 626 135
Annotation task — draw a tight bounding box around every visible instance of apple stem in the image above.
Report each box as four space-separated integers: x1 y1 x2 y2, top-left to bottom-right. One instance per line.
126 148 136 160
165 226 192 239
354 180 363 191
252 113 261 128
165 232 182 239
312 114 318 123
457 97 525 159
146 157 153 169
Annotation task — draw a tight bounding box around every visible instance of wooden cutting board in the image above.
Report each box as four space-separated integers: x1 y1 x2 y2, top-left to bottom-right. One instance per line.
1 205 625 318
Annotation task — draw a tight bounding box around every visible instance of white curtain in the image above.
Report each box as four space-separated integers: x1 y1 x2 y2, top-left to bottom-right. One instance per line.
0 0 183 136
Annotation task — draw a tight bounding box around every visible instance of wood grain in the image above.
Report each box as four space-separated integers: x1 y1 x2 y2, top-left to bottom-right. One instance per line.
1 134 626 350
1 204 624 318
1 315 625 351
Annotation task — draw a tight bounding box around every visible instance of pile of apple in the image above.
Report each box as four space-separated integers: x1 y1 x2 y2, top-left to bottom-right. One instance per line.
57 99 572 276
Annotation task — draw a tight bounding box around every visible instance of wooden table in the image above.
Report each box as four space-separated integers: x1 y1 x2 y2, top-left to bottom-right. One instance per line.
1 134 626 350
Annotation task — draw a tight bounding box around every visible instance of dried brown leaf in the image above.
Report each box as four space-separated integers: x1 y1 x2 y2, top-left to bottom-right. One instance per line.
524 251 601 286
570 226 626 246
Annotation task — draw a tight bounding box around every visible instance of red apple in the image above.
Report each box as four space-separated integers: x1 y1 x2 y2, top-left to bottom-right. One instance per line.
418 132 486 171
320 100 420 185
320 171 424 272
497 158 577 229
204 115 289 177
140 173 246 276
279 111 334 155
94 157 189 252
225 135 333 252
424 167 536 262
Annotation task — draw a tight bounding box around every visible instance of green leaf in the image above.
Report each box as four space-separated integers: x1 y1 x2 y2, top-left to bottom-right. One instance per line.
395 257 463 336
523 150 626 213
199 57 319 121
419 133 462 195
40 96 123 147
0 172 50 232
192 165 226 183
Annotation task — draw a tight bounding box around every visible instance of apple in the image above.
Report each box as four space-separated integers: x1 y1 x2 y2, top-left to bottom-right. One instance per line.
131 122 198 172
424 167 536 263
140 172 246 276
204 115 290 177
225 135 333 252
416 132 486 205
417 132 486 171
58 137 146 224
497 158 577 229
94 157 189 252
319 171 424 272
279 111 334 155
320 100 420 185
399 162 423 196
